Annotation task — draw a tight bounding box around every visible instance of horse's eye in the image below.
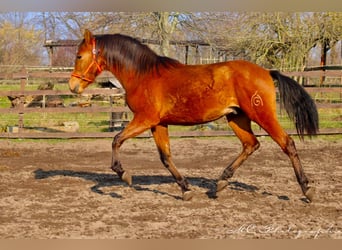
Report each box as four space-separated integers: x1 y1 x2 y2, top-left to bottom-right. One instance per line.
77 55 82 59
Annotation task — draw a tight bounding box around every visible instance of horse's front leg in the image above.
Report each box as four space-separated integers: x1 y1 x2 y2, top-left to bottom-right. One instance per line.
111 131 131 185
151 124 194 201
111 116 153 186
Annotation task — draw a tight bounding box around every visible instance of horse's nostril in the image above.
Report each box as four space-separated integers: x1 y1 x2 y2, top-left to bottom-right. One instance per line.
70 84 79 94
74 85 79 94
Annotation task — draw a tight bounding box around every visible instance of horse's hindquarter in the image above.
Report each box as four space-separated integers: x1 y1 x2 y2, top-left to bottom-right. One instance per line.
224 61 277 122
157 63 240 125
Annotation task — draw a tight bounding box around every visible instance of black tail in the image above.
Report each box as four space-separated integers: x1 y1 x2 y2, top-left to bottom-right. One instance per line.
270 70 319 139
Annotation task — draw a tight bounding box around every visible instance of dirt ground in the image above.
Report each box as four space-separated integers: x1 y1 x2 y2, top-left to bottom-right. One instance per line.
0 136 341 239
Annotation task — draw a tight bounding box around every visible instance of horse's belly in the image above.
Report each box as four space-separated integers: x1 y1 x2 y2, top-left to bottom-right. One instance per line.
160 101 238 125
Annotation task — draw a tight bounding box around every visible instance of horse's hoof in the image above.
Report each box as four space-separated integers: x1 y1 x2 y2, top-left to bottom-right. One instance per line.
183 191 194 201
122 171 132 186
305 187 315 202
216 180 229 193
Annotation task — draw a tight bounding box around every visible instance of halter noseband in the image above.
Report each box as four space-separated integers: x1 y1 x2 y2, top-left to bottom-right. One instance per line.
71 39 102 83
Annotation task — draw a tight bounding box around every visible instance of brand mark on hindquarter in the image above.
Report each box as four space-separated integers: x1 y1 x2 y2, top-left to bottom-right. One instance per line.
251 91 264 107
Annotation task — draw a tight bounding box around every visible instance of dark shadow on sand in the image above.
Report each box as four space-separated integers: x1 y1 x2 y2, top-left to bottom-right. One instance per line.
34 168 291 201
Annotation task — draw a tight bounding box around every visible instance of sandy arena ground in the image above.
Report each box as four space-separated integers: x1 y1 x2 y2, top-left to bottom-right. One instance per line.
0 136 341 239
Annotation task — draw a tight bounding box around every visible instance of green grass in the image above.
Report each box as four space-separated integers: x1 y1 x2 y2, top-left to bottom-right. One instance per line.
312 91 342 104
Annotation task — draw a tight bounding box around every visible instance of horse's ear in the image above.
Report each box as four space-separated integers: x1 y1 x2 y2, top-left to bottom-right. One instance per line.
84 29 93 44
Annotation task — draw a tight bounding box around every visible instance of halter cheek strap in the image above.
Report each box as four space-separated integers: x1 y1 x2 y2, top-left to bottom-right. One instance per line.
71 39 102 83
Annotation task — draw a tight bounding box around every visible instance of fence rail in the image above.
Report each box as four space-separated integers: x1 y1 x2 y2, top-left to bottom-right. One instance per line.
0 67 341 139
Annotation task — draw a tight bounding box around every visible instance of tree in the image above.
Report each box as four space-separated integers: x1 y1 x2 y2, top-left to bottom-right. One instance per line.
180 12 249 61
151 12 180 56
312 12 342 67
1 11 340 70
0 13 44 66
53 12 193 58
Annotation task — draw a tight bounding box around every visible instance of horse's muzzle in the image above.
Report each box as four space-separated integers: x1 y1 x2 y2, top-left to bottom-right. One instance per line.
69 77 82 94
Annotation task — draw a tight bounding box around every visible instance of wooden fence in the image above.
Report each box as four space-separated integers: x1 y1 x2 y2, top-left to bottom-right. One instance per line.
0 67 341 139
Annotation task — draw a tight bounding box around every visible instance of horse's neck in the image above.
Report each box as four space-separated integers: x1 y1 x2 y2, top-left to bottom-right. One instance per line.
109 67 140 94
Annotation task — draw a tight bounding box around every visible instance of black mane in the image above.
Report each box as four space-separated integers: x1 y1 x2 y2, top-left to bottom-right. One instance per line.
95 34 180 75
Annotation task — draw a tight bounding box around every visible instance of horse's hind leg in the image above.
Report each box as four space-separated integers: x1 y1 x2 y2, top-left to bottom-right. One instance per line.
151 124 193 201
258 118 314 201
216 112 260 192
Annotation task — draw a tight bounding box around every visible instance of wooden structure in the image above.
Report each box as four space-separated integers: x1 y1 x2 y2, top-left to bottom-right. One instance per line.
0 66 341 139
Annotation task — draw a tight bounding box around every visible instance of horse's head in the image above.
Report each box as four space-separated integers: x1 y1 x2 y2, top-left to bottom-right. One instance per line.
69 29 103 94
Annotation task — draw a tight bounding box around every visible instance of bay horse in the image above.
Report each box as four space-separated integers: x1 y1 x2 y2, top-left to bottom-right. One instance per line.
69 30 319 201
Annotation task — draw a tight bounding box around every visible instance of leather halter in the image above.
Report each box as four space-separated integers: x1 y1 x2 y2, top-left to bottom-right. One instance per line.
71 39 102 83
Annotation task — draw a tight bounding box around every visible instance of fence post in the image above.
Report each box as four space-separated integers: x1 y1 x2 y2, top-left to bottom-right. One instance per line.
18 67 27 133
